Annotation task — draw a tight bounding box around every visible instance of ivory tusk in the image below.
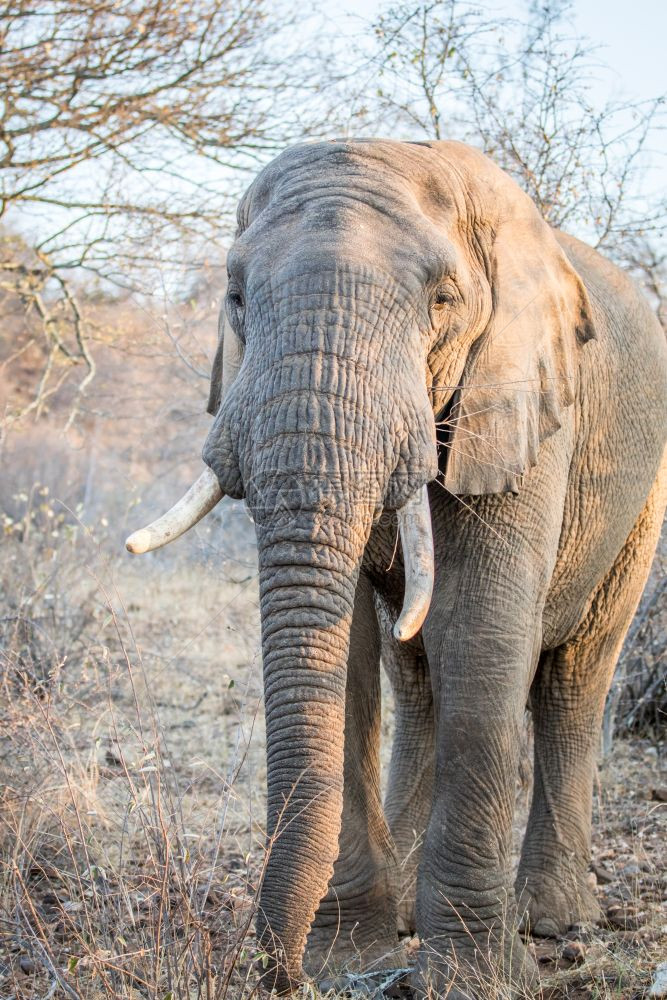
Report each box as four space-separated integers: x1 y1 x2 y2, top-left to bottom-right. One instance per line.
393 485 434 641
125 467 223 554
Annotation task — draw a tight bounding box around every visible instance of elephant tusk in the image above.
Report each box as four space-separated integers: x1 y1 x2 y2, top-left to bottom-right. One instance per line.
393 485 434 642
125 467 223 554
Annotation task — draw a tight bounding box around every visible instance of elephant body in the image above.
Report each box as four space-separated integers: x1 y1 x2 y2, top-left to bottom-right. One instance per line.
129 139 667 997
352 226 666 973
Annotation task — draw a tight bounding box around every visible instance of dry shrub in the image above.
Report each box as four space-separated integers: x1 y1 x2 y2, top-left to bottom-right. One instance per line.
0 491 266 999
604 524 666 747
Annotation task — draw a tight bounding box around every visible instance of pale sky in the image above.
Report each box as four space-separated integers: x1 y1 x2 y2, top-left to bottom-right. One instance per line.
326 0 667 201
573 0 667 104
332 0 667 111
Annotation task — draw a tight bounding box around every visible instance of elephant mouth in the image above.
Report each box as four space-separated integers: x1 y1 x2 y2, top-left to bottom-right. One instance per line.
125 468 434 640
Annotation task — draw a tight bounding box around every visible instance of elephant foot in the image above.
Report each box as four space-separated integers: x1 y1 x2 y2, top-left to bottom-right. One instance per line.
306 866 403 979
414 929 539 999
516 870 601 938
304 922 405 981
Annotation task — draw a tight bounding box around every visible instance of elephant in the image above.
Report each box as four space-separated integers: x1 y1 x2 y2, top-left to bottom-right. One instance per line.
126 139 667 998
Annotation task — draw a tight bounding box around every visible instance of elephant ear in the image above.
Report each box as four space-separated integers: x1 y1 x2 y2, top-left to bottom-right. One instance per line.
443 215 595 495
207 314 245 416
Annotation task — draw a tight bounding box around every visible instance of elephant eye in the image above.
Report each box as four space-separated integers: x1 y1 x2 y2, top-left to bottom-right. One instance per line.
227 288 244 309
433 287 456 308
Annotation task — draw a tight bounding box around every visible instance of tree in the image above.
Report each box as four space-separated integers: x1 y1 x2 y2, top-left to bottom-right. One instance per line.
345 0 665 304
0 0 318 425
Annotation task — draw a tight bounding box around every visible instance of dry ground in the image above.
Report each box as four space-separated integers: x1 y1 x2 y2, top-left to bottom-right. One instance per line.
1 533 665 1000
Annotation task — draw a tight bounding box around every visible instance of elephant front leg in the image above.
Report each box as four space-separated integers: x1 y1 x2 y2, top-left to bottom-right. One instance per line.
418 623 540 999
379 619 435 937
305 574 403 978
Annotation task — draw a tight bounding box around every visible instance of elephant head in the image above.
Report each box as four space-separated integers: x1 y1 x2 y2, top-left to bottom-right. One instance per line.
126 140 593 991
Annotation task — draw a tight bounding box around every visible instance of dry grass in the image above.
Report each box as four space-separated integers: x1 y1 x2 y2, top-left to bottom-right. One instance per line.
0 487 268 999
531 737 667 999
0 480 665 1000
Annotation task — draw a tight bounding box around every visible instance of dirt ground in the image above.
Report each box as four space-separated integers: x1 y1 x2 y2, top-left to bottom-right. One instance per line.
1 546 665 1000
530 739 667 998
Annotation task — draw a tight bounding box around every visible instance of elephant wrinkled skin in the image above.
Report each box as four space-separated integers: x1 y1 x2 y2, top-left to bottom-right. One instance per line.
127 140 667 998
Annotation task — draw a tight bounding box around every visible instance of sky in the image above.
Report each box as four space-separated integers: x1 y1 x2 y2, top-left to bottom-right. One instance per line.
333 0 667 120
572 0 667 105
327 0 667 205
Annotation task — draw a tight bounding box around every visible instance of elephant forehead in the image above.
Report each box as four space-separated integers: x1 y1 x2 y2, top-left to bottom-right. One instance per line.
241 140 463 236
235 186 459 291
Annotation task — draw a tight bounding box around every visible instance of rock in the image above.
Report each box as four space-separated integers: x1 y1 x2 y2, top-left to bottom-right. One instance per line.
615 884 634 901
605 904 647 930
19 956 36 974
597 848 616 860
105 749 122 767
62 899 82 912
591 863 615 884
642 928 667 942
617 930 644 944
561 940 586 963
649 961 667 997
565 924 594 943
531 941 557 964
404 936 420 960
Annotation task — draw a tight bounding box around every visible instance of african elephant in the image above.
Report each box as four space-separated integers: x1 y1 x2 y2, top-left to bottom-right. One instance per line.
127 140 667 998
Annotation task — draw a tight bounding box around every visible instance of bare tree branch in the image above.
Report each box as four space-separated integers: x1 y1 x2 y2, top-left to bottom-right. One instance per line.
345 0 665 315
0 0 325 424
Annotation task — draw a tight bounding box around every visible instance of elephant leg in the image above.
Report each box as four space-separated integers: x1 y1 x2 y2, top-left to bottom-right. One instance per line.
518 483 666 937
417 624 540 998
305 573 402 977
379 614 435 937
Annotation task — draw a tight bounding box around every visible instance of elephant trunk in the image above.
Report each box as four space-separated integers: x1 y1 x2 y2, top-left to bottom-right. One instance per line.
253 496 372 992
241 341 387 988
